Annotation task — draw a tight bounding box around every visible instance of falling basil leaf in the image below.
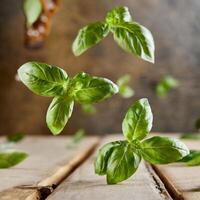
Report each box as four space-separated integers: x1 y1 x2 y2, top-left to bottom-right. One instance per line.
180 133 200 140
179 150 200 166
72 129 85 143
140 136 189 164
106 6 132 25
23 0 42 27
94 141 122 175
81 104 97 114
117 74 134 98
106 141 141 184
0 152 28 169
195 118 200 132
46 97 74 135
72 22 109 56
7 133 25 143
156 75 179 98
18 62 69 97
122 98 153 141
111 22 154 63
69 72 118 104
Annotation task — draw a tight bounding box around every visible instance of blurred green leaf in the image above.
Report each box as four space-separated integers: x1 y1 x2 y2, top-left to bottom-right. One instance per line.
180 133 200 140
156 75 179 97
195 118 200 132
72 129 85 144
81 104 97 114
7 133 25 143
117 74 134 98
0 151 28 169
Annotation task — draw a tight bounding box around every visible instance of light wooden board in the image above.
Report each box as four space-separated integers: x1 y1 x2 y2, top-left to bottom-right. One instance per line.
47 136 172 200
153 138 200 200
0 136 99 200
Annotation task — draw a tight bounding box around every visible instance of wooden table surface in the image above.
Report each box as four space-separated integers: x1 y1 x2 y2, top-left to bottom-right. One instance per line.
0 133 199 200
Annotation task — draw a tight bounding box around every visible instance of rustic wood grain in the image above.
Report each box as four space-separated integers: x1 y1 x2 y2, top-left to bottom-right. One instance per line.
0 136 99 200
152 136 200 200
47 136 172 200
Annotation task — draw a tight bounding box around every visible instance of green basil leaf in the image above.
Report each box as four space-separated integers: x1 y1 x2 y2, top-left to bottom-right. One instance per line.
179 150 200 166
156 75 179 97
195 118 200 131
106 6 132 25
111 22 155 63
94 141 122 175
119 86 134 98
7 133 25 143
0 152 28 168
140 136 189 164
72 129 85 144
106 141 141 184
81 104 97 114
72 22 109 56
23 0 42 27
122 98 153 141
180 133 200 140
46 97 74 135
117 74 131 87
18 62 69 97
69 72 118 104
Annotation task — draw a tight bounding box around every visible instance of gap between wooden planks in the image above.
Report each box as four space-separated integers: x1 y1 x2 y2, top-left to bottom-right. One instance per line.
1 134 199 200
46 135 172 200
0 136 99 200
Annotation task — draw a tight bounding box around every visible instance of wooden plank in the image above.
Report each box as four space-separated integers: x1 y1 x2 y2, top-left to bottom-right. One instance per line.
152 135 200 200
47 136 172 200
0 136 99 200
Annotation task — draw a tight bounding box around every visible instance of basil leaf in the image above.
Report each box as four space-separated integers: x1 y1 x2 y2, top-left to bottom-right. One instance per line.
0 152 28 168
46 97 74 135
119 86 134 98
7 133 25 143
140 136 189 164
106 6 132 25
23 0 42 27
94 141 122 175
117 74 134 98
72 129 85 144
18 62 69 97
81 104 97 114
195 118 200 131
106 141 141 184
179 150 200 166
180 133 200 140
156 75 179 97
122 98 153 141
69 72 118 104
111 22 154 63
72 22 109 56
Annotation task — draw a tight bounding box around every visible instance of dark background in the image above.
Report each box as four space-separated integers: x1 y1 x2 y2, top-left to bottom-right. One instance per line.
0 0 199 135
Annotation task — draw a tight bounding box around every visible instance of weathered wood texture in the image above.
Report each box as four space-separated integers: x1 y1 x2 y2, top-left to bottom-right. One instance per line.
153 139 200 200
0 136 99 200
0 0 200 136
47 136 172 200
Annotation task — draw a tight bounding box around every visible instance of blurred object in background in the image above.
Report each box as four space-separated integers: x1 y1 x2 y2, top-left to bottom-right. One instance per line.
24 0 60 48
0 0 199 135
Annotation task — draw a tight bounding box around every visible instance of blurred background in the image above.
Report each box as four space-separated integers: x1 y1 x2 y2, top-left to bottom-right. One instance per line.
0 0 199 136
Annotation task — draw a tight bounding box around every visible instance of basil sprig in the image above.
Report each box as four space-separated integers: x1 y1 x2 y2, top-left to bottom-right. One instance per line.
94 98 189 184
72 6 155 63
18 62 118 135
